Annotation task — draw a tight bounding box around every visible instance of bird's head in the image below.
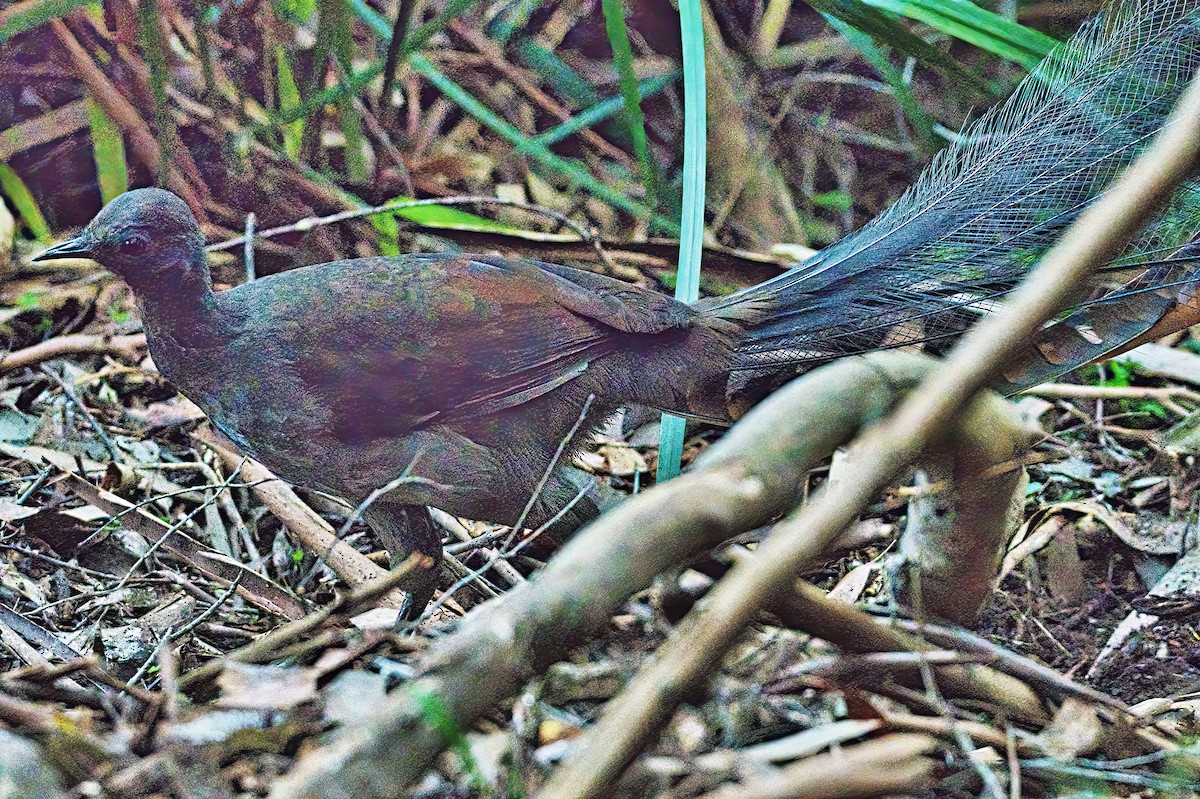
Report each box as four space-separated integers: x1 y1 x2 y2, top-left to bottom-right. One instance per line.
34 188 208 291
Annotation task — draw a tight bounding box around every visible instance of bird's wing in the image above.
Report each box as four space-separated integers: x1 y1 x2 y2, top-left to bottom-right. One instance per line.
251 254 695 444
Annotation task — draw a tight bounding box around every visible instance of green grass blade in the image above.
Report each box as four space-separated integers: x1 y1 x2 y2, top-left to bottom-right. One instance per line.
532 72 678 147
479 6 609 109
657 0 706 482
255 0 480 136
412 0 482 43
135 0 176 185
350 0 477 44
674 18 705 304
0 165 51 243
85 98 128 203
264 63 381 130
378 0 418 116
488 0 542 46
907 0 1057 56
408 53 680 234
601 0 656 208
193 3 217 98
335 61 367 180
803 0 994 94
312 0 367 180
347 0 676 229
509 37 601 107
275 46 304 159
860 0 1056 68
505 30 677 163
823 14 936 151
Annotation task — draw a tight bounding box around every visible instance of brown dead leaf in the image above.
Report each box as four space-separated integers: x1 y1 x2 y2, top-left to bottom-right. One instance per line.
0 500 39 522
595 443 648 477
827 563 878 604
123 395 207 432
1036 697 1102 758
539 717 585 746
217 662 319 710
101 595 197 670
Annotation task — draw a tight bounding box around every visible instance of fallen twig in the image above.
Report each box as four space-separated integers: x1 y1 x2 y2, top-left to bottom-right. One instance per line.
694 733 940 799
0 333 145 373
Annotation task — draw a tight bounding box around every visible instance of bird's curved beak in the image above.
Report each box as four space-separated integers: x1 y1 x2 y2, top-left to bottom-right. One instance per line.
32 233 96 262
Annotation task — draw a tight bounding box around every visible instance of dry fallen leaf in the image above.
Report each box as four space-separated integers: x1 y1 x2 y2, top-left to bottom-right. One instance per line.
217 662 319 710
1036 697 1103 759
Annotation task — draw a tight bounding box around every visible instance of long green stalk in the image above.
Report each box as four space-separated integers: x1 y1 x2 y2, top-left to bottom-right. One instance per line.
657 0 706 481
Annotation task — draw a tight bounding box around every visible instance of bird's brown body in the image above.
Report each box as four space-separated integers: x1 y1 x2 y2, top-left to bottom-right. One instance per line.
36 190 774 614
142 246 752 524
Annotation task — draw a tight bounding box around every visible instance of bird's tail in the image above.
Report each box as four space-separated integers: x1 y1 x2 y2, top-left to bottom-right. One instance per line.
711 0 1200 412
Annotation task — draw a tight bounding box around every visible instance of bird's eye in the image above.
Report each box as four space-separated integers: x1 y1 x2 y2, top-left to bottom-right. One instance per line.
120 237 149 257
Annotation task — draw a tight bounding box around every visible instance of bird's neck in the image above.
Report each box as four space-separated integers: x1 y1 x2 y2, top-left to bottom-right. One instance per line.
132 258 228 350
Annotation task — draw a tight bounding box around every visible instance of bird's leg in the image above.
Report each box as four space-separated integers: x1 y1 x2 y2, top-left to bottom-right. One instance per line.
360 501 443 619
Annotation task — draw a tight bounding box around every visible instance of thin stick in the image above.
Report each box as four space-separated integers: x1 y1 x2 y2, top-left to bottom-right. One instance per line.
207 196 601 252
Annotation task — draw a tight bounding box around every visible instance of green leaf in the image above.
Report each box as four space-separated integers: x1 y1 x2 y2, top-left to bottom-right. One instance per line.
1136 400 1168 421
369 210 400 257
1105 360 1134 388
86 98 128 203
811 189 854 213
273 0 315 23
411 687 488 791
389 201 514 233
1082 360 1135 388
290 172 519 246
0 165 51 243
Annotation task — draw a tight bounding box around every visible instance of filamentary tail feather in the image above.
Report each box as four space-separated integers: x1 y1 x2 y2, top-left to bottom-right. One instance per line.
718 0 1200 402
